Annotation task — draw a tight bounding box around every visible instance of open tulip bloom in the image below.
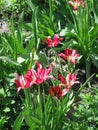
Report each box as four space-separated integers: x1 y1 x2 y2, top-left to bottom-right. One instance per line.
14 74 30 92
58 48 79 64
44 34 63 47
49 86 69 99
69 0 85 10
58 73 80 88
49 73 79 99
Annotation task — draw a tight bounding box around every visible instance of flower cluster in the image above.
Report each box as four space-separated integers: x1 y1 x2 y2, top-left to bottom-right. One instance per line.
15 34 80 100
15 62 53 92
43 34 80 99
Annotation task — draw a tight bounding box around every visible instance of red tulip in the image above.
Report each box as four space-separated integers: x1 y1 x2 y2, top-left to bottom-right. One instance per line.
14 74 30 92
25 68 37 86
58 73 79 88
49 86 69 99
35 62 54 84
44 34 63 47
58 48 79 64
49 72 79 99
69 0 85 10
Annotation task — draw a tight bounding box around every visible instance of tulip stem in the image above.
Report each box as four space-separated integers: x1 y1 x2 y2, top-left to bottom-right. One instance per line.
85 59 91 87
38 85 43 124
24 88 32 109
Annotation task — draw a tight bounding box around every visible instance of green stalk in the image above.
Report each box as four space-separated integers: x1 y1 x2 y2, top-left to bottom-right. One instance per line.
24 88 32 109
67 61 75 73
85 59 91 87
24 88 33 126
26 0 38 51
86 59 91 79
38 85 44 128
76 73 94 97
66 0 78 32
32 7 38 51
49 0 53 22
10 17 17 61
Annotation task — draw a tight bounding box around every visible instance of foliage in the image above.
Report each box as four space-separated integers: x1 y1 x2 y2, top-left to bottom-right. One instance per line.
64 86 98 130
59 0 98 79
0 0 98 129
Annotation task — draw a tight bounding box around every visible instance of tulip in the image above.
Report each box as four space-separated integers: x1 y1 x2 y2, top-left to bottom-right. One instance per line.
49 86 69 99
69 0 85 11
44 34 63 47
58 73 79 88
58 48 79 64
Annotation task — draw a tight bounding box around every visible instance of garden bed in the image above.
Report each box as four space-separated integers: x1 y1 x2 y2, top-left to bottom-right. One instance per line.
0 0 98 130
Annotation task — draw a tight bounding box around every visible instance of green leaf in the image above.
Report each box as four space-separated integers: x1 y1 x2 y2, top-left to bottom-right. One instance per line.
54 41 70 51
29 123 39 130
89 24 98 43
4 33 15 54
24 115 34 127
13 107 29 130
4 33 26 56
0 87 5 98
31 7 38 50
66 97 74 110
18 12 24 29
38 24 54 35
96 74 98 77
93 0 98 24
24 23 33 32
38 52 49 65
0 56 21 66
31 117 41 125
16 27 23 45
91 55 98 69
26 0 35 12
76 73 95 97
0 116 6 129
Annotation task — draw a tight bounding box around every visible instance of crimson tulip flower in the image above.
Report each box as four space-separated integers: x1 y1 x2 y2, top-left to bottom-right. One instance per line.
25 68 37 86
69 0 85 10
58 73 79 88
58 48 79 64
49 73 79 99
25 62 54 85
35 62 54 84
44 34 63 47
49 86 69 99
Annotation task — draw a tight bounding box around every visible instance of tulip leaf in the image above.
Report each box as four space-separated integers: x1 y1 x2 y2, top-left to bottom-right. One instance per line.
38 24 54 35
38 52 49 65
91 55 98 69
0 56 21 66
93 0 98 24
13 107 29 130
26 0 35 12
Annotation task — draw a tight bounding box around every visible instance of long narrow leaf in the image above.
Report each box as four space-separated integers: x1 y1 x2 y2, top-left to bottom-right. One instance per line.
0 56 21 66
13 107 29 130
26 0 35 12
76 73 95 97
